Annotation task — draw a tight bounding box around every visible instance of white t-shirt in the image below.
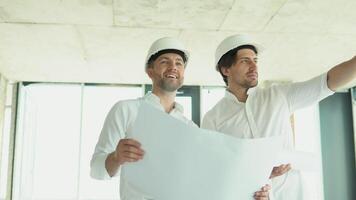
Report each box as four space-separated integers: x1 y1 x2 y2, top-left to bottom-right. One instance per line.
201 73 334 200
90 92 195 200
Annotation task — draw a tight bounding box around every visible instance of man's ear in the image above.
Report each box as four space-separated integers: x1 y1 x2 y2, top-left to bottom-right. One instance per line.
146 67 153 78
220 66 230 77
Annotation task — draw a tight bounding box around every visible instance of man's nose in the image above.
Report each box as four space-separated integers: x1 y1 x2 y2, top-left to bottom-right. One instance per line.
168 62 178 71
250 61 258 71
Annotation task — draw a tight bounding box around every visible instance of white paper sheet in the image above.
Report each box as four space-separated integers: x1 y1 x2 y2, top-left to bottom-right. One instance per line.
276 150 319 171
122 103 285 200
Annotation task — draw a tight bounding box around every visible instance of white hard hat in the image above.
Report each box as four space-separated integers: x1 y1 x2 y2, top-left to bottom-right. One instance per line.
215 34 263 71
145 37 189 70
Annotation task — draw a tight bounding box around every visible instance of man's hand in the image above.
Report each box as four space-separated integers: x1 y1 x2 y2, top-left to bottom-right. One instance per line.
254 184 270 200
105 138 145 177
269 164 291 179
114 138 145 165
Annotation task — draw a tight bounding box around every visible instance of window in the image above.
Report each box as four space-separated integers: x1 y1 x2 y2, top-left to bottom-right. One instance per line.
13 83 142 200
293 105 324 200
0 83 14 200
14 84 82 199
79 85 142 199
200 86 225 123
351 87 356 165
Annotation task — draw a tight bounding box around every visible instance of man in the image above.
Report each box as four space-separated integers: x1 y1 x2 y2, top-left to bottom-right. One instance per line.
90 37 271 200
202 34 356 200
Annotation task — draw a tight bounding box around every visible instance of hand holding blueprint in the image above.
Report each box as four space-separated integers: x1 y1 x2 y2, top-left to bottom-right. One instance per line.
122 103 285 200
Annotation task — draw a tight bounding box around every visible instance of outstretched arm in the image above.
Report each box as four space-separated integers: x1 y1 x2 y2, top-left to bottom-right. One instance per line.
327 56 356 91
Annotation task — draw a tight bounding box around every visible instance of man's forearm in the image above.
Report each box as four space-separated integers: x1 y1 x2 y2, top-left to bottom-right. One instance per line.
327 56 356 91
105 152 122 177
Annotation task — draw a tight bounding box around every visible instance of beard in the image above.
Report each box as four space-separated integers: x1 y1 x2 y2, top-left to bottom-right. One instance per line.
241 79 258 89
158 78 184 92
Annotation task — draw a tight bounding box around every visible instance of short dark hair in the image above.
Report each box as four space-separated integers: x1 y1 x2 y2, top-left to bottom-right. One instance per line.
146 49 187 69
217 45 257 85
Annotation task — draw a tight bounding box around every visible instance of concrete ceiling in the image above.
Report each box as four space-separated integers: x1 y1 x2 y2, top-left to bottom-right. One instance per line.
0 0 355 87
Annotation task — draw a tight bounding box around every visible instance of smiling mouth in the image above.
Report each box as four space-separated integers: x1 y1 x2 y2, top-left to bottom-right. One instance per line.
165 74 178 79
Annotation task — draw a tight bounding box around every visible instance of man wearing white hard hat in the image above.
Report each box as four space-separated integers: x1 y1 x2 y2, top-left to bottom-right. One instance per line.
90 37 271 200
90 37 194 199
202 34 356 200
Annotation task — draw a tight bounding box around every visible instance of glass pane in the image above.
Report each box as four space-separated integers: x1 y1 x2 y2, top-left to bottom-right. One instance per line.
175 96 192 120
79 85 142 200
294 105 324 200
16 84 82 199
352 88 356 164
0 108 12 200
200 87 225 122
